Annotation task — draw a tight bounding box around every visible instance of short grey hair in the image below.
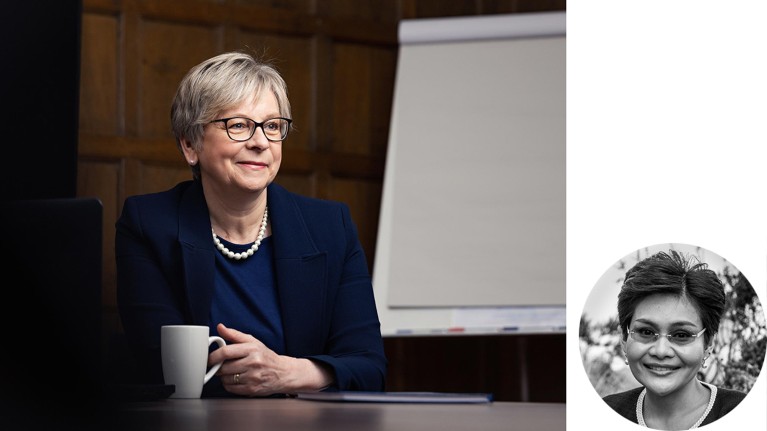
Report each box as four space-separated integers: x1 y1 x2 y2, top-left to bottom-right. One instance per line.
170 51 292 180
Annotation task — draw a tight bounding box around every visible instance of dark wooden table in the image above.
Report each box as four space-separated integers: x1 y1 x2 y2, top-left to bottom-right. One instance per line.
115 397 565 431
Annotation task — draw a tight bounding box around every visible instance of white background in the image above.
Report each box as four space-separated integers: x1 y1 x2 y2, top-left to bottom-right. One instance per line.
568 1 767 430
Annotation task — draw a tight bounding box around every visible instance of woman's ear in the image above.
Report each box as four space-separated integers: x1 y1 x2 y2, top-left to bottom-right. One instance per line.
701 335 716 369
705 333 716 354
619 335 629 365
620 331 628 354
180 137 198 165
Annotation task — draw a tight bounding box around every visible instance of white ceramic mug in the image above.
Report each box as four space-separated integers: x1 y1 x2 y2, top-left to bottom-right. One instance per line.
161 325 226 398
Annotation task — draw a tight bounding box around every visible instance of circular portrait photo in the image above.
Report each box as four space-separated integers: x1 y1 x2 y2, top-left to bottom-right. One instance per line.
579 243 765 430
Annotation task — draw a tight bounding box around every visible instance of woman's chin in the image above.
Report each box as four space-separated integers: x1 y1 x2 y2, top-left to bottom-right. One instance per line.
642 376 684 398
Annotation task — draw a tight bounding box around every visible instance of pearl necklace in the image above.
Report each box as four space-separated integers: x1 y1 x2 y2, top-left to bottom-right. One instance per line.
635 381 717 429
211 206 268 260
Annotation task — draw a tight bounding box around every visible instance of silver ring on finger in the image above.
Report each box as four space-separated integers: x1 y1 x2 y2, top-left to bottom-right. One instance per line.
234 373 240 385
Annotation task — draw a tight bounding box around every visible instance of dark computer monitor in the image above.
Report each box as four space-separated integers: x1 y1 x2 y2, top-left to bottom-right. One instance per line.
0 197 104 426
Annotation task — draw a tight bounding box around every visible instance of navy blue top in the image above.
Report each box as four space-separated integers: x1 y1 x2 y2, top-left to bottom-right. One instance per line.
116 180 387 395
210 236 285 354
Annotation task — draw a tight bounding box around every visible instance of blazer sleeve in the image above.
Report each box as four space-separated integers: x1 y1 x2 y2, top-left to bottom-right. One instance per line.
302 203 387 392
115 196 188 384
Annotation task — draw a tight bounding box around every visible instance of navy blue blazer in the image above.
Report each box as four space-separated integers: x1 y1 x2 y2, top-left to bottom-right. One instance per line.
116 180 387 393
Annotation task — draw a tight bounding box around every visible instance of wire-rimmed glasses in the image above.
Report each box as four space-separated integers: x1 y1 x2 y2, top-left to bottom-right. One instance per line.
210 116 292 142
628 327 706 346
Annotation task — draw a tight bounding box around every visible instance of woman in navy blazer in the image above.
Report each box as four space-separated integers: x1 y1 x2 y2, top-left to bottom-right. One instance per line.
116 51 386 397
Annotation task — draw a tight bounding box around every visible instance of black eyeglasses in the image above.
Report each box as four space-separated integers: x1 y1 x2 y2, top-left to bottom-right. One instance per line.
209 117 292 142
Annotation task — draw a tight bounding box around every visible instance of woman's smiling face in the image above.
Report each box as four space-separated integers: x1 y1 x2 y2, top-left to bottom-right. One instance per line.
624 293 709 397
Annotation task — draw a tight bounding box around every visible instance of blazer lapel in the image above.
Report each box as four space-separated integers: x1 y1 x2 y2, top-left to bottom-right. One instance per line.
178 181 217 325
268 183 327 355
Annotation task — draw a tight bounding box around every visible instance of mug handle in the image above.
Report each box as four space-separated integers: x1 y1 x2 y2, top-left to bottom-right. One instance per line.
203 336 227 384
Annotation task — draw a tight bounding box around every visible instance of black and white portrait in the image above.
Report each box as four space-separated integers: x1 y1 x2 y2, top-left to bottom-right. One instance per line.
579 243 765 430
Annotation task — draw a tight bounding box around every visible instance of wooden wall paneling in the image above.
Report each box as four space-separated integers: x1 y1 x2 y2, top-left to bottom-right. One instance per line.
400 0 482 19
277 149 316 199
141 161 195 194
222 19 239 53
80 135 181 163
236 0 312 14
124 4 140 137
120 158 144 214
319 16 397 45
140 20 222 137
84 0 121 15
524 333 566 402
325 41 395 268
139 0 227 24
383 334 565 402
273 174 315 199
312 34 334 199
329 177 383 270
230 5 317 36
383 335 514 396
329 153 385 180
487 336 523 401
321 0 400 23
368 48 397 158
398 0 566 19
497 0 567 14
80 13 119 136
279 147 313 174
331 43 396 157
79 135 187 194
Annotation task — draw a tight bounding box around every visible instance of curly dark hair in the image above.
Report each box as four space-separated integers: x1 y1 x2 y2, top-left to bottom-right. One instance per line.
617 250 725 346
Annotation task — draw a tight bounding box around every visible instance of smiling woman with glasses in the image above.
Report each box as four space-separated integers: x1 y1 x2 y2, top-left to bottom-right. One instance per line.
115 51 386 399
601 250 746 430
